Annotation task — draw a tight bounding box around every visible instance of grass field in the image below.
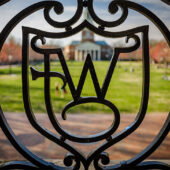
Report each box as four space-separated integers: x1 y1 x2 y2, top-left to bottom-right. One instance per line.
0 61 169 114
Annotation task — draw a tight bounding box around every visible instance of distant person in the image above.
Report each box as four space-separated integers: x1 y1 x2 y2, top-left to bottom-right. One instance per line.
130 67 135 73
61 87 67 98
55 82 59 97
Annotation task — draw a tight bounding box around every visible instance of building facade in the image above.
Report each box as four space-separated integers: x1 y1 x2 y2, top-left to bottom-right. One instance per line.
64 9 113 61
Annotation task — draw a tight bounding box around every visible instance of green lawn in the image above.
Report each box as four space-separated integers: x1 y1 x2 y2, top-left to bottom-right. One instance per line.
0 61 169 114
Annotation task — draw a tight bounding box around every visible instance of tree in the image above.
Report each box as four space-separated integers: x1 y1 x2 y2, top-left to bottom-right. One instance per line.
0 36 21 64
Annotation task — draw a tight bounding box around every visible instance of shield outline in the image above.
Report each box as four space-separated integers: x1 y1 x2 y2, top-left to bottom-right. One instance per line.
0 0 169 169
22 24 150 145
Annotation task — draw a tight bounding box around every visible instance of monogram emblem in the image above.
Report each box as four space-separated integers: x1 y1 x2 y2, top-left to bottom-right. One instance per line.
23 27 144 144
0 0 169 169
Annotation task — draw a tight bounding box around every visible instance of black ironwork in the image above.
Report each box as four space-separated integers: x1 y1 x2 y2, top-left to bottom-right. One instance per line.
0 0 10 6
161 0 170 5
0 0 169 169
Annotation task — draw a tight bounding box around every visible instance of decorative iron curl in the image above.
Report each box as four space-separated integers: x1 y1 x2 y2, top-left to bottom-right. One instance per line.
31 35 66 55
87 0 128 28
44 0 84 29
93 152 110 170
116 34 141 53
64 153 81 170
31 35 46 54
115 0 170 45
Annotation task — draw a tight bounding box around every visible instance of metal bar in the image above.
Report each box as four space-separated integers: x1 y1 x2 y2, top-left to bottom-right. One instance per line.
0 0 169 169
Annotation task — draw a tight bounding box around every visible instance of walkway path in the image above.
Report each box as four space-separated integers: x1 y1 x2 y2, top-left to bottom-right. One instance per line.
0 113 169 161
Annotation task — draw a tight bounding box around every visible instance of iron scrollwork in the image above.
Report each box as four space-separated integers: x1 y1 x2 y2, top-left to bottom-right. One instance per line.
0 0 169 169
0 0 10 6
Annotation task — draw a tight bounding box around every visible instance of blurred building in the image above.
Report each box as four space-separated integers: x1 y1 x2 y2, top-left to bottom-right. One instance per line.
64 9 113 61
150 41 170 64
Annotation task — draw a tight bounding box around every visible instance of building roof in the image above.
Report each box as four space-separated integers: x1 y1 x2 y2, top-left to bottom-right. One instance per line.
95 41 108 46
70 40 108 46
70 41 80 45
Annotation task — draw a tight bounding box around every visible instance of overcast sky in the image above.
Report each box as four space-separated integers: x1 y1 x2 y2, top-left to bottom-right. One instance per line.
0 0 169 46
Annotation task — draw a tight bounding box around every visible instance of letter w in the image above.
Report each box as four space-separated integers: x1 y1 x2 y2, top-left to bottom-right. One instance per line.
57 50 118 101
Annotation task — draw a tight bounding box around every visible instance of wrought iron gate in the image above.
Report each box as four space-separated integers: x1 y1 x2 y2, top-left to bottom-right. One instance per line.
0 0 170 169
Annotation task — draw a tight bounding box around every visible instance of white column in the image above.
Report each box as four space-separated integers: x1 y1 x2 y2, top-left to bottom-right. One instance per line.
75 50 78 61
98 50 101 60
82 50 84 60
90 50 93 59
93 50 95 60
89 50 91 58
91 50 93 60
78 50 80 61
80 50 83 61
96 50 98 61
85 51 87 59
